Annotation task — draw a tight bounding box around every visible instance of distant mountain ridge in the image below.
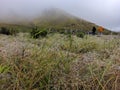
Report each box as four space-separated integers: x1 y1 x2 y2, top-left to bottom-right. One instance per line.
32 8 112 34
0 8 113 34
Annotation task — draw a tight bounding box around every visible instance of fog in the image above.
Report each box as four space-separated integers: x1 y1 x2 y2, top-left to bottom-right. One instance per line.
0 0 120 31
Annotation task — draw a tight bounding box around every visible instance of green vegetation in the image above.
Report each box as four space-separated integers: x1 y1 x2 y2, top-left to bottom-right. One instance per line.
0 65 10 73
0 8 115 35
76 32 85 38
0 9 119 90
0 23 31 33
0 27 18 36
30 27 48 39
0 33 119 90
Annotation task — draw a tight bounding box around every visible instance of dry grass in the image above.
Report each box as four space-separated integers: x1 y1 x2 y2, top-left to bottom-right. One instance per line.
0 33 120 90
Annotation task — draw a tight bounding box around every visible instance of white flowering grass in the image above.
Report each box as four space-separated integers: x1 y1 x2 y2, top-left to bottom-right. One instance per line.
0 33 120 90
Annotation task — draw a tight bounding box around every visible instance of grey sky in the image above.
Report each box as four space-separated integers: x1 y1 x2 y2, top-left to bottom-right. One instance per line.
0 0 120 31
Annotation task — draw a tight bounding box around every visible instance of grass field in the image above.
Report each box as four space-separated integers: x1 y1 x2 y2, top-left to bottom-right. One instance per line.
0 33 120 90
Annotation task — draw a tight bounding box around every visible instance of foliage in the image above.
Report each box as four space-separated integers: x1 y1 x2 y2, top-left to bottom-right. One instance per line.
30 27 47 39
0 27 18 36
0 27 10 35
76 32 85 38
0 65 10 73
0 33 120 90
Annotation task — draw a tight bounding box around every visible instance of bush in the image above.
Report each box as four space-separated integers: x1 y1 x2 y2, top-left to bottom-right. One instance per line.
0 27 18 36
76 32 85 38
30 27 48 39
0 27 10 35
30 27 39 38
40 30 47 37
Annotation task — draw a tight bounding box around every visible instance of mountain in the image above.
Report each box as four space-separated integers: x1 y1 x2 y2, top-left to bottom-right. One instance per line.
34 8 95 30
32 8 112 34
0 8 113 34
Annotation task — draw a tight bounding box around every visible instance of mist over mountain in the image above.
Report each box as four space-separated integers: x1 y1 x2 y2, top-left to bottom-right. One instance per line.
1 0 120 32
0 8 113 34
0 10 33 25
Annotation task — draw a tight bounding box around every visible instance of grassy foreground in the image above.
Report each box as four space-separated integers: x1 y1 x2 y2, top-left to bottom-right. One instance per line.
0 33 120 90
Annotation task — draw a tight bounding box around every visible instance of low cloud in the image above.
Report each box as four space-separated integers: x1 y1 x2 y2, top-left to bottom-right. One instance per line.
0 0 120 31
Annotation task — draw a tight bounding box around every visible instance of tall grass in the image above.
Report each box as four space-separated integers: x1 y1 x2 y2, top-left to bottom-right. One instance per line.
0 33 120 90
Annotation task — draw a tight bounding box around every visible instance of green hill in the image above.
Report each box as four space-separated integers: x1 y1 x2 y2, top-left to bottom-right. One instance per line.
0 8 114 34
32 8 112 34
0 23 32 32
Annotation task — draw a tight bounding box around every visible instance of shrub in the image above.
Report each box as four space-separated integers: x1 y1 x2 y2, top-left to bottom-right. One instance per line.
0 27 18 36
39 30 47 37
30 27 48 39
76 32 85 38
30 27 39 38
0 27 10 35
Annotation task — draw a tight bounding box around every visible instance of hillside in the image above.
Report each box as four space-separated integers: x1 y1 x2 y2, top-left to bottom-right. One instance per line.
0 23 32 32
0 8 113 34
33 8 110 33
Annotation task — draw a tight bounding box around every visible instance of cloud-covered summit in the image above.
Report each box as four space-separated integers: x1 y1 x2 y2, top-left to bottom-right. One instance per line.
0 0 120 31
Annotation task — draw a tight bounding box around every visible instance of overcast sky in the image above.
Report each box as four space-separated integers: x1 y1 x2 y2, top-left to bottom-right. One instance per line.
0 0 120 31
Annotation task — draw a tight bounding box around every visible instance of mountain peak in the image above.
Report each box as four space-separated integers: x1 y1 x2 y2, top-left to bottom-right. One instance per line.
33 8 95 30
0 8 111 34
